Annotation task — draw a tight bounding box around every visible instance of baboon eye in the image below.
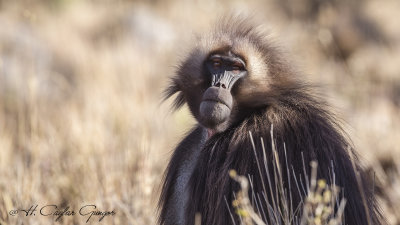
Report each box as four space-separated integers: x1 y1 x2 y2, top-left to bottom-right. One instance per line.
232 63 242 74
213 60 221 68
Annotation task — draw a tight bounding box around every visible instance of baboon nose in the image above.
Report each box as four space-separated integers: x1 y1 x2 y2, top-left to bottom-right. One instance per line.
212 71 240 91
215 82 227 89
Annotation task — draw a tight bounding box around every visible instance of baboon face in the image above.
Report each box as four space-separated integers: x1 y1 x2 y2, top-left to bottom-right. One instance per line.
169 40 274 134
199 51 247 131
166 23 285 134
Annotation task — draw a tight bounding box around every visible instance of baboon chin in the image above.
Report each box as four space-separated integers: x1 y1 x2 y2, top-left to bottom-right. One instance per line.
159 16 385 225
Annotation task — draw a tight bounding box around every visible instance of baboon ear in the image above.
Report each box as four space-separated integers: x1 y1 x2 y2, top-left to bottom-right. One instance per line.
163 78 185 110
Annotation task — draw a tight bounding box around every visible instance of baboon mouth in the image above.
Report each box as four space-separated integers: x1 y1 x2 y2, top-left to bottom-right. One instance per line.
201 86 233 110
202 99 231 109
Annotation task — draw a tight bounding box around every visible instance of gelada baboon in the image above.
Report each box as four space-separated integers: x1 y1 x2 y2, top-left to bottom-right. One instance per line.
159 17 383 225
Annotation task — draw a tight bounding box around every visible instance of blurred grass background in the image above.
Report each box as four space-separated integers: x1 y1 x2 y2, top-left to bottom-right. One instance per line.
0 0 399 224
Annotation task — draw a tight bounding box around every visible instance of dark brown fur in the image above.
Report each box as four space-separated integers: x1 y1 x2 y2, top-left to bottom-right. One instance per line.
159 17 384 225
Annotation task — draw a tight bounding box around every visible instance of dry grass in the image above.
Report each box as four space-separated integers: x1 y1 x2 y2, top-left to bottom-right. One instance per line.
229 164 346 225
0 0 399 224
227 130 347 225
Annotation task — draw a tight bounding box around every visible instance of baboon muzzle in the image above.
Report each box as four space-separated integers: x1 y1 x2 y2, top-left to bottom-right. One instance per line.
199 72 239 129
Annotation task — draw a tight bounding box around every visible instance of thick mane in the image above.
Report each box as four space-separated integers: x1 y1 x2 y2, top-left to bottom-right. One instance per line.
187 86 382 225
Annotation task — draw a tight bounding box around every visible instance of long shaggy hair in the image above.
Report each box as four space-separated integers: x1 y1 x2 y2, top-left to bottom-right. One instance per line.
159 16 384 225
